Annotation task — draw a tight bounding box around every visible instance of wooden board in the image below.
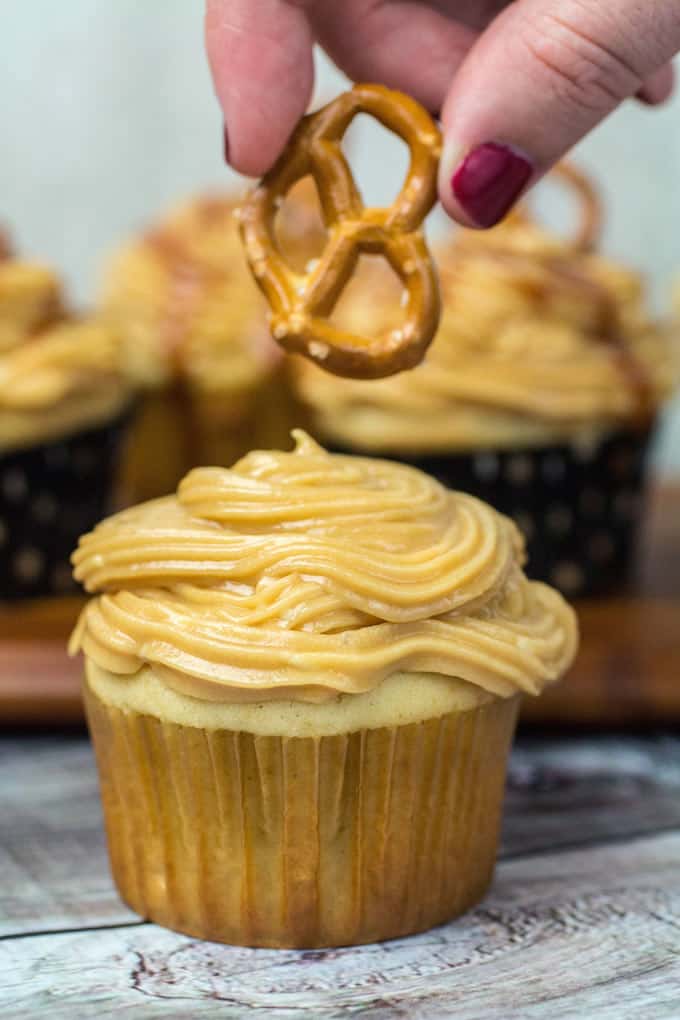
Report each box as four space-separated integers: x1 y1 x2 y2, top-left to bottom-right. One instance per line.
0 598 83 725
2 734 680 1017
2 488 679 726
524 484 680 724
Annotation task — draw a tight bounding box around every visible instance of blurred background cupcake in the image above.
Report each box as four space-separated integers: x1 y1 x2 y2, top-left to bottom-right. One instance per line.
0 236 131 645
101 186 321 503
292 168 678 598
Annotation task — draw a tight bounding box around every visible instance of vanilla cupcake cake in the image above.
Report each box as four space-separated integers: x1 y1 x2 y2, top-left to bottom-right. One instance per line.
72 431 577 948
293 172 677 596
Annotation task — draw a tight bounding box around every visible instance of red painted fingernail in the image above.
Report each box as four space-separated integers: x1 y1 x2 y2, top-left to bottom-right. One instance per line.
451 143 533 227
223 124 230 164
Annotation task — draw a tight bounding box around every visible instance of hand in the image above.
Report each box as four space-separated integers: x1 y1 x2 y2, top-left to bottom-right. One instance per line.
205 0 678 228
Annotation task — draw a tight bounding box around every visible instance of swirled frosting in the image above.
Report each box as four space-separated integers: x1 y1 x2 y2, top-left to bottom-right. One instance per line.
0 260 129 452
294 216 677 451
71 431 577 704
102 188 324 394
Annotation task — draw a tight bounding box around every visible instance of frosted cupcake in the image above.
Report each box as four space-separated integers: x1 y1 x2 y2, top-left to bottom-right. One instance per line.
293 172 677 597
0 253 130 607
102 190 319 502
71 431 577 948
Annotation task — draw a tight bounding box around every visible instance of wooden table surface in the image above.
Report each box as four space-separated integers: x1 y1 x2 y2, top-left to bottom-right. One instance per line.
2 729 680 1018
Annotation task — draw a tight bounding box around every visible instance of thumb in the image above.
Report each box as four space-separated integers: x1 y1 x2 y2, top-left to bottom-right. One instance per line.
438 0 680 226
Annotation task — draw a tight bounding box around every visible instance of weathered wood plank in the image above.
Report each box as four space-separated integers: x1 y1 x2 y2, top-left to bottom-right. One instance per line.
503 734 680 856
0 736 136 936
1 832 679 1019
3 734 680 939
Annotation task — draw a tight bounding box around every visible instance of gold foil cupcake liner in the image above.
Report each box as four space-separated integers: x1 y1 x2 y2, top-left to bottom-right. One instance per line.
85 681 518 948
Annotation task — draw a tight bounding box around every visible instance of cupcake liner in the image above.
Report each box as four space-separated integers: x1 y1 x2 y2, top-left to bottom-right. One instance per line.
0 413 130 601
84 679 519 949
332 427 652 599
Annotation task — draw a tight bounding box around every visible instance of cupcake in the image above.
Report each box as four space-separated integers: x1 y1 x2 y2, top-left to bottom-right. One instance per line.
293 171 677 597
71 431 577 948
1 245 131 705
0 252 130 610
102 188 321 503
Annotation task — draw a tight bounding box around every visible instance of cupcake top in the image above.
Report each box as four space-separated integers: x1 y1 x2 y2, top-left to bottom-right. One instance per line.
0 257 129 453
101 188 323 395
294 196 677 452
71 431 577 704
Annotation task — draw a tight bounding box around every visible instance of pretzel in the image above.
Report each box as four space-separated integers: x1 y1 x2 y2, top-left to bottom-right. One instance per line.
238 84 442 379
551 162 602 253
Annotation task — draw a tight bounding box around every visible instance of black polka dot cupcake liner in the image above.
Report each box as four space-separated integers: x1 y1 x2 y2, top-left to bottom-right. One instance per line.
331 427 652 599
0 413 131 602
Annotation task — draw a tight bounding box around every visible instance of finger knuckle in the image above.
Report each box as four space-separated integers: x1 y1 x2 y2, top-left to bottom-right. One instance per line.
518 11 643 115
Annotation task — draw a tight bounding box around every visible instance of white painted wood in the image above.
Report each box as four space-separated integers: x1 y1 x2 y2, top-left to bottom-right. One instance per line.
1 832 679 1019
0 738 136 936
3 735 680 938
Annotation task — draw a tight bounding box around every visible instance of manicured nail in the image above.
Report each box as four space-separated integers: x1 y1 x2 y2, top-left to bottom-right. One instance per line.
450 143 533 227
223 124 230 164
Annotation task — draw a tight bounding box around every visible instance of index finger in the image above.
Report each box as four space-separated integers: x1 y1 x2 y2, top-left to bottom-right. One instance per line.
205 0 315 176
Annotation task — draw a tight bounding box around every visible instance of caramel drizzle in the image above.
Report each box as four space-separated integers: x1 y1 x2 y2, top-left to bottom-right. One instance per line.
542 258 653 425
144 227 214 376
143 226 209 471
444 243 654 425
143 196 267 471
449 162 652 423
27 290 68 343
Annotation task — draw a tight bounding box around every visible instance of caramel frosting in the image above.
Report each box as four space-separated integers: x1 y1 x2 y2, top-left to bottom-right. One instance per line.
0 259 62 353
0 260 129 452
101 189 324 393
294 216 677 452
71 431 577 704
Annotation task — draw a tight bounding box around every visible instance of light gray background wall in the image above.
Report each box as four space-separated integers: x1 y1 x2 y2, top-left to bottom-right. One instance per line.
1 1 678 472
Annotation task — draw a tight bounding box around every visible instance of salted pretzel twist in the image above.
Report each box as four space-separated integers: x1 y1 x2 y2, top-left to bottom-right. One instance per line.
238 84 442 379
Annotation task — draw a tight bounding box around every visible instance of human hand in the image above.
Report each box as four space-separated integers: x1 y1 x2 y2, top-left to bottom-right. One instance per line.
205 0 678 228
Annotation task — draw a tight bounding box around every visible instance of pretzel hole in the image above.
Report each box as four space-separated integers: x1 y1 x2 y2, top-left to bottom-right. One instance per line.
274 176 327 272
328 254 406 338
529 178 576 237
342 115 410 209
522 170 599 249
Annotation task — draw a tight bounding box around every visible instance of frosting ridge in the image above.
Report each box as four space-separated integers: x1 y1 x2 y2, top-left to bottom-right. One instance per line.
0 260 129 451
71 432 577 703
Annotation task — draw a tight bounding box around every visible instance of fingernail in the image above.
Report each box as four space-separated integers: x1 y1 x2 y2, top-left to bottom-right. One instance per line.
450 143 533 227
223 124 230 164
